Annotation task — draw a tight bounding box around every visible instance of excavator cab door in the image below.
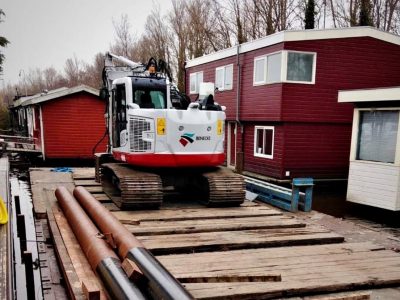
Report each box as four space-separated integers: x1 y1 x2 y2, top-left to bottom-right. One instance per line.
112 84 127 148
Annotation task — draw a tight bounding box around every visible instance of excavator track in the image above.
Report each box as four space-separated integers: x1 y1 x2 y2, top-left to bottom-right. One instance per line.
202 167 246 207
101 163 163 210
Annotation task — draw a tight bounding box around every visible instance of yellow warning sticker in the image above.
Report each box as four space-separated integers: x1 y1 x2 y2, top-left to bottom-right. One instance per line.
157 118 166 135
217 120 223 135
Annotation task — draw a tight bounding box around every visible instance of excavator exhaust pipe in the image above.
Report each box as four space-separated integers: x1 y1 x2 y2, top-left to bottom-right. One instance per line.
55 187 145 300
73 186 194 300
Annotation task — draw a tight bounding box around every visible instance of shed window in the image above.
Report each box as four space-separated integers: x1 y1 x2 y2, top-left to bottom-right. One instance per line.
189 72 203 94
254 126 274 159
357 110 399 163
287 52 315 83
216 64 233 91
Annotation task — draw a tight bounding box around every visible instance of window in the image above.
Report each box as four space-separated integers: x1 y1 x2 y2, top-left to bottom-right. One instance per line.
286 52 315 83
189 72 203 94
357 110 399 163
253 51 316 85
254 57 266 84
254 126 274 159
216 65 233 91
254 52 282 85
266 52 282 83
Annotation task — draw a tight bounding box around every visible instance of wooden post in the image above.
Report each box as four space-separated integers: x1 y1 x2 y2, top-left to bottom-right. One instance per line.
17 214 27 261
23 251 35 300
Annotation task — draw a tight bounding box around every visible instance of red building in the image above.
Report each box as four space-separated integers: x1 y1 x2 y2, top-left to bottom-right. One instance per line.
185 27 400 180
12 85 107 160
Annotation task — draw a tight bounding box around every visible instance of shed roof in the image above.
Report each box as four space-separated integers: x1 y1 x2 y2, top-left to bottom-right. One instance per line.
186 27 400 68
338 86 400 103
13 85 99 108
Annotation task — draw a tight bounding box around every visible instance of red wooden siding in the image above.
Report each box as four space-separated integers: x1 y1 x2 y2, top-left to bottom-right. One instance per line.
41 92 107 159
187 56 238 120
243 123 284 178
282 37 400 123
282 123 352 178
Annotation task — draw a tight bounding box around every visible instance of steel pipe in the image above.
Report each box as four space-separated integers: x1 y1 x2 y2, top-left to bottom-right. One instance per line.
73 186 193 300
55 187 145 300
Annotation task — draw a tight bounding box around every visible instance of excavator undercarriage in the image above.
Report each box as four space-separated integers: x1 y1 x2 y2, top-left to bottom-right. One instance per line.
98 160 245 210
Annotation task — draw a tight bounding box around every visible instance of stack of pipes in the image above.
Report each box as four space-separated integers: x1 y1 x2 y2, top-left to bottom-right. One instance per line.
55 186 193 300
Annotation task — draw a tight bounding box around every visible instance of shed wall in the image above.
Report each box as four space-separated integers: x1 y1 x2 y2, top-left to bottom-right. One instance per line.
41 92 107 159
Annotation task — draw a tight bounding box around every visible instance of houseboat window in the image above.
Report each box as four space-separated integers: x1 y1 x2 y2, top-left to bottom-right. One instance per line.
254 57 266 84
287 52 315 82
189 71 203 94
216 64 233 91
266 53 282 83
254 126 274 159
357 110 399 164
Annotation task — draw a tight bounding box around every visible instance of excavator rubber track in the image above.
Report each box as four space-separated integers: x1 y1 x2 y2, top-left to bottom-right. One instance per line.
202 167 246 207
101 163 163 210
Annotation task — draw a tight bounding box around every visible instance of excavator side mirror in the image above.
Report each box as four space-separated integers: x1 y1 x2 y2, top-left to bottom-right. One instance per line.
99 87 109 100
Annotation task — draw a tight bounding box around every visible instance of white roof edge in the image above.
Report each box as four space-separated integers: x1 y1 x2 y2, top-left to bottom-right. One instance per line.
18 85 99 107
186 27 400 68
338 86 400 103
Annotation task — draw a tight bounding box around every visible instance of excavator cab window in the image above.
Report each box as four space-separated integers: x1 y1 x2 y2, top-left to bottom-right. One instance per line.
133 89 166 109
112 84 127 148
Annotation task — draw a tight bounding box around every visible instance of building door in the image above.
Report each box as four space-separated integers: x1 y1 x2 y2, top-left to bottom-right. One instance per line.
227 122 236 168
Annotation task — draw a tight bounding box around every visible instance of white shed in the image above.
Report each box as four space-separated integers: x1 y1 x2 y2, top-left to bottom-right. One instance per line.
338 87 400 211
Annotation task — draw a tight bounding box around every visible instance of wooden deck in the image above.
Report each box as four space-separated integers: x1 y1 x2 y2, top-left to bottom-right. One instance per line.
37 168 400 299
0 157 11 300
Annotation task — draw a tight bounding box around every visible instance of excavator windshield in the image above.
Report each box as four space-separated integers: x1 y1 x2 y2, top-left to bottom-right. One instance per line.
133 89 166 109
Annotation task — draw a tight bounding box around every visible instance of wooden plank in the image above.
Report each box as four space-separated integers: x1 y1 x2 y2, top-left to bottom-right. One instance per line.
92 193 111 202
0 158 10 300
52 205 107 300
138 226 344 254
30 168 74 218
304 291 371 300
83 186 104 193
154 242 400 299
81 280 100 300
47 209 84 300
72 168 95 180
112 205 281 222
126 215 305 235
74 180 101 187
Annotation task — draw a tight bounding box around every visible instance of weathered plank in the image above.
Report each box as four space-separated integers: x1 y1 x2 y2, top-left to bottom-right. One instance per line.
126 215 305 235
72 168 96 180
52 206 107 300
0 158 10 300
47 208 84 300
112 205 281 222
30 168 74 218
74 180 102 187
157 243 400 299
138 226 344 254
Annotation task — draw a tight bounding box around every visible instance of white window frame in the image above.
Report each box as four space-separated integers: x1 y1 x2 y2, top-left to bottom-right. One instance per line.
253 50 317 86
254 126 274 159
284 50 317 84
253 56 267 85
350 107 400 166
215 64 233 91
189 71 203 94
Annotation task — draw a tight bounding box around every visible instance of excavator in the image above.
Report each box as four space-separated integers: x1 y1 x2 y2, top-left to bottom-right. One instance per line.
96 52 245 209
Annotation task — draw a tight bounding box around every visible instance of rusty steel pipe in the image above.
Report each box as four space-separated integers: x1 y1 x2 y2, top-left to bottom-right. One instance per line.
55 187 145 300
73 186 193 300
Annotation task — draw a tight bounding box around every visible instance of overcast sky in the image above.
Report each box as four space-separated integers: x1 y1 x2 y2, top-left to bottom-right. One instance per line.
1 0 173 86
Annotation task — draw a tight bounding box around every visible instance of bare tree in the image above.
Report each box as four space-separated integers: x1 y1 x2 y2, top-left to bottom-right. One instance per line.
111 14 136 59
64 54 84 87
